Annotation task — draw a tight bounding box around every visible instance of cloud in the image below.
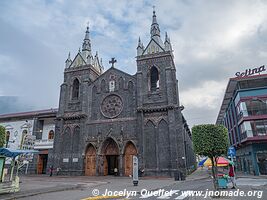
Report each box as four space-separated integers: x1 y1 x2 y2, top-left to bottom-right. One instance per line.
0 0 267 127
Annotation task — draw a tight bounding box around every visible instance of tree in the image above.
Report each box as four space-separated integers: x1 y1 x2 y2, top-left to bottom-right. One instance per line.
0 125 5 147
192 124 229 189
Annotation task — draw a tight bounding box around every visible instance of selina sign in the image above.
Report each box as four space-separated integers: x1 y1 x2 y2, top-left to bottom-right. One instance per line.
235 65 266 77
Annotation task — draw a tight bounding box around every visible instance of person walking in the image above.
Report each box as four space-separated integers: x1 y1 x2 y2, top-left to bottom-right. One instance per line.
228 163 236 189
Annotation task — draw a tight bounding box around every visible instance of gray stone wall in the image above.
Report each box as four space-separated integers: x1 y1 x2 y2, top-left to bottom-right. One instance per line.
49 48 196 177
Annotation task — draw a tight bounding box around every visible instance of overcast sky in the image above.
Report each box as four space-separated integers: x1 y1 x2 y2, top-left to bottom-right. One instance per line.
1 0 267 127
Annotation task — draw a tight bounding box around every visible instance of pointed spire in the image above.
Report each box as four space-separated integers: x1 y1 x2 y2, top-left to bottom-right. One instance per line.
165 32 169 42
137 37 142 48
85 25 89 40
150 7 160 38
164 32 172 51
65 52 72 68
82 25 91 52
137 37 144 56
100 58 104 71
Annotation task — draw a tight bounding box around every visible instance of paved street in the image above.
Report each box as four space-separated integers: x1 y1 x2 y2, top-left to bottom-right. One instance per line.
0 169 266 200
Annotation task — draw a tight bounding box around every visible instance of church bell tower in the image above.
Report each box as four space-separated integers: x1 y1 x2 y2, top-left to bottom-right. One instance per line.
136 9 185 176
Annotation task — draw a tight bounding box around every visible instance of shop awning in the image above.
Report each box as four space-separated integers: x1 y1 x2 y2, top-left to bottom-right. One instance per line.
0 148 39 158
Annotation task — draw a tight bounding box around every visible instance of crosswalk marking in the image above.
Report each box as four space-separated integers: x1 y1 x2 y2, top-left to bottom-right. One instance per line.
175 193 188 199
157 190 180 199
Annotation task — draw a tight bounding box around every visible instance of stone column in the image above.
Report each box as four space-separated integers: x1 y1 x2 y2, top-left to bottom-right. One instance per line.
119 154 123 176
96 154 99 176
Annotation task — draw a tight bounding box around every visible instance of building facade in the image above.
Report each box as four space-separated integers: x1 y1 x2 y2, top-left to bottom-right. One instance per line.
0 109 57 174
49 10 195 177
217 73 267 175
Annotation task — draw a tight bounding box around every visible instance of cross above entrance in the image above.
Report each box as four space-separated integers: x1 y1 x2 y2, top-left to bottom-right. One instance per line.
109 57 117 68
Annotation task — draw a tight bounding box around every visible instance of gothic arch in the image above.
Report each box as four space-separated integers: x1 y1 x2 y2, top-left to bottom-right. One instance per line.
128 81 134 91
62 127 71 154
119 77 124 90
72 78 80 100
101 79 106 92
48 130 54 139
122 140 137 154
85 143 96 176
99 137 120 176
84 143 97 154
72 126 80 153
158 119 171 170
123 141 138 176
144 120 156 169
62 126 71 135
150 66 159 91
100 137 120 155
145 119 156 127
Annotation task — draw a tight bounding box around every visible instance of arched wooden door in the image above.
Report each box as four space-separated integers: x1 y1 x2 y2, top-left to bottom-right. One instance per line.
101 138 119 176
124 142 137 176
85 145 96 176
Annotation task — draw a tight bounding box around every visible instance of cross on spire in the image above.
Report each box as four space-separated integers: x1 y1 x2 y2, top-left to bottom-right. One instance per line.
109 57 117 68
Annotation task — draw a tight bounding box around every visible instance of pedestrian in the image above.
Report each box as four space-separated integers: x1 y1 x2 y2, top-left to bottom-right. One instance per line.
49 165 53 177
228 163 236 189
114 167 118 176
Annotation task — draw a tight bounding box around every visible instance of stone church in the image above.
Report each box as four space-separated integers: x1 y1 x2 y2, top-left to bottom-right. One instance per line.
49 10 195 177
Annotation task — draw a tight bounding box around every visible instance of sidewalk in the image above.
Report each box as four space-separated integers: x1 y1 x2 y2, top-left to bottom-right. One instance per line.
0 175 107 200
235 171 267 179
0 175 176 200
186 168 211 181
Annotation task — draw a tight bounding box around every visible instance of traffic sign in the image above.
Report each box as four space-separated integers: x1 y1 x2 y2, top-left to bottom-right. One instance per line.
227 146 236 157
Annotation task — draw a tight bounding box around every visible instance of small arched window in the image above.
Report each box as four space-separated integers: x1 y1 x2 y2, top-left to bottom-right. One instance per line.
5 131 10 147
119 77 124 90
72 78 80 100
128 81 134 92
101 79 106 92
150 66 159 91
48 130 54 140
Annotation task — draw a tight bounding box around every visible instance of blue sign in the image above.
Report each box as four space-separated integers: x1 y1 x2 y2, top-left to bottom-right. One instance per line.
228 146 236 157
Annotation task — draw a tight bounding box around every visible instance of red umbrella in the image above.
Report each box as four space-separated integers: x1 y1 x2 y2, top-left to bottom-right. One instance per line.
204 157 231 167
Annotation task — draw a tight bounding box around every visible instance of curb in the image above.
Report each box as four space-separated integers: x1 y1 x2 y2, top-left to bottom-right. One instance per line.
1 185 81 200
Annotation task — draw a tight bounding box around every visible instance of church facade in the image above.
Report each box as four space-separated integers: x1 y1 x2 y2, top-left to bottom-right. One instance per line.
49 10 195 177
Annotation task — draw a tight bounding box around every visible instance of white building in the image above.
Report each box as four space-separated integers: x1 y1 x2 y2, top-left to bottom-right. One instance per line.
0 109 57 174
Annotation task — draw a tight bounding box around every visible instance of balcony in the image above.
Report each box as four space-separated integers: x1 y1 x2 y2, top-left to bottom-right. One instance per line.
237 109 267 122
240 130 267 143
34 139 54 150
